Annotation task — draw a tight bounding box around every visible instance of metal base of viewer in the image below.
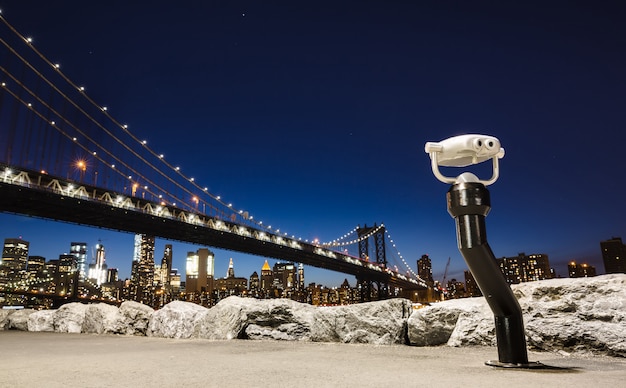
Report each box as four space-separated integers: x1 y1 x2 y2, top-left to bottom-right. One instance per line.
485 360 545 369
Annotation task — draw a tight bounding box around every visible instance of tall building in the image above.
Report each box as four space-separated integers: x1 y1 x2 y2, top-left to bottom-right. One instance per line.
1 238 30 282
226 257 235 278
70 242 87 280
260 260 273 292
129 234 155 305
464 270 481 297
568 261 597 278
297 263 305 291
185 248 214 293
249 271 260 295
273 262 296 290
600 237 626 274
160 244 173 285
215 258 247 296
57 254 77 296
497 252 552 284
27 255 46 280
417 254 434 285
88 242 108 285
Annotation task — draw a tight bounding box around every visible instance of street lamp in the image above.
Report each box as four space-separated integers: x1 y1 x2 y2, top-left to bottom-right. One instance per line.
425 134 541 368
76 160 86 182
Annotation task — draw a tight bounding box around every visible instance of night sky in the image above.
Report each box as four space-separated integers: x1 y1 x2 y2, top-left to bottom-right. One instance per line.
1 1 625 287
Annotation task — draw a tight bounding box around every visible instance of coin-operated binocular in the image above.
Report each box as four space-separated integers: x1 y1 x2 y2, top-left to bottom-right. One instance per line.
425 134 541 368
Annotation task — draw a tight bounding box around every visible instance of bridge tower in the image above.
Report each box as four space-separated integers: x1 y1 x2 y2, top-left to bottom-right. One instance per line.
356 224 389 301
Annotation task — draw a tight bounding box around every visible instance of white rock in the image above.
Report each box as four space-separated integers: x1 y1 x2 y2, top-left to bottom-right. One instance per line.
407 274 626 357
7 309 36 331
0 310 12 330
27 310 56 332
83 304 125 334
119 301 154 335
242 298 316 341
407 298 489 346
314 298 412 345
54 303 88 333
149 301 207 339
193 297 257 340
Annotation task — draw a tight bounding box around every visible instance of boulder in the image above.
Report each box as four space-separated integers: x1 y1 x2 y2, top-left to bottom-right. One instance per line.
313 298 412 345
517 274 626 357
0 309 14 330
119 301 154 335
407 274 626 357
242 298 316 341
193 297 258 340
407 298 491 346
7 309 36 331
53 303 88 333
149 301 207 339
27 310 56 332
82 304 125 334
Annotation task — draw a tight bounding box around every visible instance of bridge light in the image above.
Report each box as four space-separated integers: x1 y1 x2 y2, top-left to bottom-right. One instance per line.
123 124 128 129
203 187 208 191
79 86 85 91
25 37 33 43
102 106 107 111
54 63 60 69
175 166 180 171
190 177 195 182
141 140 147 145
111 164 115 168
216 195 221 200
159 154 164 158
50 121 55 125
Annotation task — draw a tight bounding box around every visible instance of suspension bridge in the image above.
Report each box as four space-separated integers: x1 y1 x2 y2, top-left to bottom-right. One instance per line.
0 13 427 301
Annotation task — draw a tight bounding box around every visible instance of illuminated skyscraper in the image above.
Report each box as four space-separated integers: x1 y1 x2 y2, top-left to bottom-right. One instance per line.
1 238 30 282
600 237 626 274
496 252 552 284
70 242 87 280
260 260 273 292
88 242 108 285
185 248 214 293
226 257 235 278
249 271 259 295
273 262 296 290
298 263 304 291
129 234 155 305
417 254 434 285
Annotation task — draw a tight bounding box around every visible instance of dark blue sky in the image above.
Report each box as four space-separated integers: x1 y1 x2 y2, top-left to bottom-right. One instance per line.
1 1 625 286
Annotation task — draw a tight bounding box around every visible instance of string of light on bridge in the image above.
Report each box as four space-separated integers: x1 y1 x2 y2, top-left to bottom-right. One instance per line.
0 11 312 244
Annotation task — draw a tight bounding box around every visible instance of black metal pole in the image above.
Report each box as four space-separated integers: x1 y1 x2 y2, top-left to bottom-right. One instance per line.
447 181 539 367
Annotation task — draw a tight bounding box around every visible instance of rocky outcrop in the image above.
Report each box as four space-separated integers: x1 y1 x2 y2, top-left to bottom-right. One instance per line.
119 301 154 335
408 298 492 346
4 274 624 357
53 302 88 333
314 298 412 344
149 301 207 339
82 303 125 334
193 297 314 340
6 309 36 331
407 274 626 357
27 310 56 332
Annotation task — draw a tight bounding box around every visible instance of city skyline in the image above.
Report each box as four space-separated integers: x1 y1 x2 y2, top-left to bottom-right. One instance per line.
0 2 624 286
0 224 610 287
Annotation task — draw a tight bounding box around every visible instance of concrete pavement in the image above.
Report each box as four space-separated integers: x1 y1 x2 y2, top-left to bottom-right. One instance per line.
1 331 625 387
